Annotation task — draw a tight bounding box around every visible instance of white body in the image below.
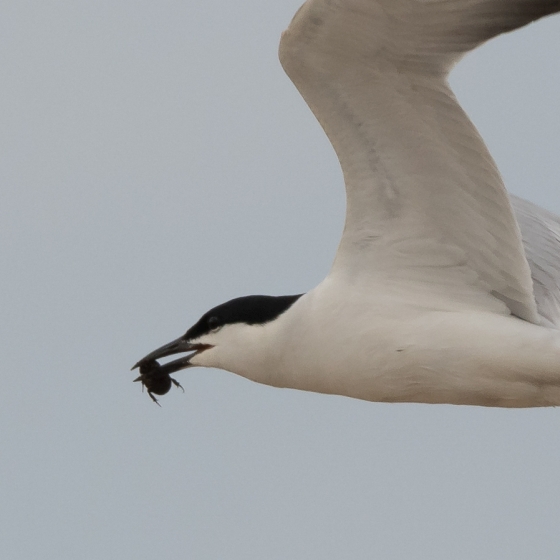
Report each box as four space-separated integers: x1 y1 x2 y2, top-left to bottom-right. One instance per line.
189 0 560 407
276 282 560 407
194 276 560 407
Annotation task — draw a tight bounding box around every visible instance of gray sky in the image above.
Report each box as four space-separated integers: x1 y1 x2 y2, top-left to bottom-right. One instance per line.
1 2 560 559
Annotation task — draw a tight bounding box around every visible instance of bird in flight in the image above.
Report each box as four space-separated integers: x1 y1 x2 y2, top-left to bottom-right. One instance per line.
134 0 560 408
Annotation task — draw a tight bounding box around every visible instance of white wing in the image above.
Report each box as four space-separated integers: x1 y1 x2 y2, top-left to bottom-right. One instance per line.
280 0 560 324
512 195 560 327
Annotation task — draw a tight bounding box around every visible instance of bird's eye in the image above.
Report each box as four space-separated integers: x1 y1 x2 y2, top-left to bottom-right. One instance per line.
207 316 221 332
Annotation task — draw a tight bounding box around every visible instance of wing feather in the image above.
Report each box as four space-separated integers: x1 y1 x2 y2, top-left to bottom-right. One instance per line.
280 0 559 323
512 195 560 327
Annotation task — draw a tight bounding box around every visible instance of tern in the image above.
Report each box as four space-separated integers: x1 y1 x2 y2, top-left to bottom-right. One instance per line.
134 0 560 407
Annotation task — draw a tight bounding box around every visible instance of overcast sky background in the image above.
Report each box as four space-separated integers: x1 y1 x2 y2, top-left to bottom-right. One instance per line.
1 2 560 559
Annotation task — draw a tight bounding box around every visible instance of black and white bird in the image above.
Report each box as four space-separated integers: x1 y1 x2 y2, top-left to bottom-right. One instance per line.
134 0 560 408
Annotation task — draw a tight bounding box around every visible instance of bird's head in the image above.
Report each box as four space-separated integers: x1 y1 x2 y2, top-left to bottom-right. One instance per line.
133 294 303 382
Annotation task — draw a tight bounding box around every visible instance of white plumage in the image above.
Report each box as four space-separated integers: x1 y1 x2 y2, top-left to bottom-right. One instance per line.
136 0 560 407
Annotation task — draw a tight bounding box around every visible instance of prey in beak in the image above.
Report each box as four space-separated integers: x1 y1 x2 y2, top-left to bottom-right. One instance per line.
132 337 213 405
